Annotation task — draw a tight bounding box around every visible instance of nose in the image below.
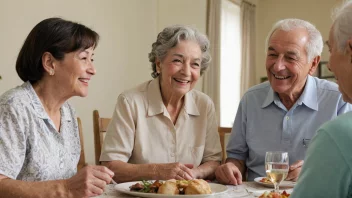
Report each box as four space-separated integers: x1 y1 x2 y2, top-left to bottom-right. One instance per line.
181 62 191 76
87 62 96 75
327 62 332 72
272 55 286 71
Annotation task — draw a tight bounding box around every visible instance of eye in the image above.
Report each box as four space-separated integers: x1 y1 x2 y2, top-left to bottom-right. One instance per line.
193 63 200 67
286 56 296 61
173 59 182 63
268 54 277 57
91 59 94 62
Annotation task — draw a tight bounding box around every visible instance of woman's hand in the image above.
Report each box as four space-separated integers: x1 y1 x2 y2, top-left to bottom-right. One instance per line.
155 163 194 180
66 165 114 198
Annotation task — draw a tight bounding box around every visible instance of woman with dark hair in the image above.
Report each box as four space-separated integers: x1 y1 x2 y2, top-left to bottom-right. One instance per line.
0 18 113 198
100 25 222 183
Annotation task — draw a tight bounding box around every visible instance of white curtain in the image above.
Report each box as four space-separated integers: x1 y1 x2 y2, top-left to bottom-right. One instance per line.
240 1 256 97
203 0 222 123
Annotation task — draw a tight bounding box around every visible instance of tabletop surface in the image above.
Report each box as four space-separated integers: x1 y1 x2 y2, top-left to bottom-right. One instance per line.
95 182 294 198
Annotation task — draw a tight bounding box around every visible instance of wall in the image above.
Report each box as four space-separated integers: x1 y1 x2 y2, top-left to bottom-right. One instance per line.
0 0 207 164
255 0 343 83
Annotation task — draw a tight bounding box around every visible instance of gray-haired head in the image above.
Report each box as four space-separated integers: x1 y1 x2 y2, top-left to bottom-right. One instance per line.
265 18 323 63
148 25 211 78
331 1 352 52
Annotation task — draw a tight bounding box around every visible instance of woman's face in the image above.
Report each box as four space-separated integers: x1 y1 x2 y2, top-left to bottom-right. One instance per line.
54 47 96 97
327 27 352 103
156 40 202 98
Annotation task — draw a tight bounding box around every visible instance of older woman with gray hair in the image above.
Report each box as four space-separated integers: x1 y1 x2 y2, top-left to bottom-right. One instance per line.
100 25 222 183
291 1 352 197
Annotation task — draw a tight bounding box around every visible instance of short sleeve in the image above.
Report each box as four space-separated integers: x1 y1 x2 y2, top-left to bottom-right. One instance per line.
201 100 222 163
0 104 26 179
226 97 248 161
100 94 136 162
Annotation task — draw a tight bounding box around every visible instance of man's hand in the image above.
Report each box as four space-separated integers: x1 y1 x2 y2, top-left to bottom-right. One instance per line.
285 160 304 181
215 163 242 185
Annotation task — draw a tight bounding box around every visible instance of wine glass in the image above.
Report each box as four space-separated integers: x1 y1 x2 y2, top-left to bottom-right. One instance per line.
265 151 289 193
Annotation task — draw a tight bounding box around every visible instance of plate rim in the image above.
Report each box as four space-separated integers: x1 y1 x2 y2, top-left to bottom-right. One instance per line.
114 180 228 197
254 177 295 188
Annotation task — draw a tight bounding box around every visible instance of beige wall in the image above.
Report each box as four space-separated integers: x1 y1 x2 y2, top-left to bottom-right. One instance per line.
255 0 342 83
0 0 207 164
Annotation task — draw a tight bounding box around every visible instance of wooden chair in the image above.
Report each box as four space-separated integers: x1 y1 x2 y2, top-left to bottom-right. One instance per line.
218 127 232 163
93 110 111 165
77 117 86 170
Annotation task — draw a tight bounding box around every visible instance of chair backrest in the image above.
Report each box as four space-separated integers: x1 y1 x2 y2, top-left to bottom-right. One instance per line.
218 127 232 163
93 110 111 165
77 117 86 170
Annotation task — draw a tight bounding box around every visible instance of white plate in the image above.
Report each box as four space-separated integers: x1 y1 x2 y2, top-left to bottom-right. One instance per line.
254 177 295 188
114 181 228 198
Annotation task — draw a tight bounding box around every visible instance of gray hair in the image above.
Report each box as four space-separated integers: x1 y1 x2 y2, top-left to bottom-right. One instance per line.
265 18 323 63
148 25 211 78
332 1 352 52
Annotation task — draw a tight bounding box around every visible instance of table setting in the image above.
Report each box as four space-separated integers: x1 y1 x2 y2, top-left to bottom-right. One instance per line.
95 151 294 198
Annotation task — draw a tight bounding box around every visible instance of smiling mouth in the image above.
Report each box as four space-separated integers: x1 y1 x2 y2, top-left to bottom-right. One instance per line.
174 78 190 83
78 78 90 83
272 73 291 80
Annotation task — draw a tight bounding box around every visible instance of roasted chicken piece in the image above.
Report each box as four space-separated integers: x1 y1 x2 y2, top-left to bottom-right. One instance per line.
184 179 212 195
157 180 179 195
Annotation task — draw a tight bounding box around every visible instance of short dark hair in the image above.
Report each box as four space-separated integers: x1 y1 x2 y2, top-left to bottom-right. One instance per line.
16 17 99 83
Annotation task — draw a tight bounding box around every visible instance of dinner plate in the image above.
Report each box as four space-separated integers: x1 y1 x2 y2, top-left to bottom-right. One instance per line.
254 177 295 188
114 181 228 198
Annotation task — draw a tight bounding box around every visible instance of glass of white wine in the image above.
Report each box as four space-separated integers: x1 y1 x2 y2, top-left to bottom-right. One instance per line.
265 151 289 193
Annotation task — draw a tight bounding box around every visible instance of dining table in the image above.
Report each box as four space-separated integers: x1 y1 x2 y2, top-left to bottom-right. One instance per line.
95 181 294 198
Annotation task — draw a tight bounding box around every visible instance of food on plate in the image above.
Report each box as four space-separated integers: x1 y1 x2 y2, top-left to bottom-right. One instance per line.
258 190 290 198
157 180 179 195
129 179 212 195
185 179 212 194
260 177 273 184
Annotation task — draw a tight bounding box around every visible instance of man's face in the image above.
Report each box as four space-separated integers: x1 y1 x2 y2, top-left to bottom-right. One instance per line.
266 29 317 96
327 27 352 103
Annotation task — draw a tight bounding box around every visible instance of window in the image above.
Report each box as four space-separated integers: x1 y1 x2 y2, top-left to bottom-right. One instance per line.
220 0 241 127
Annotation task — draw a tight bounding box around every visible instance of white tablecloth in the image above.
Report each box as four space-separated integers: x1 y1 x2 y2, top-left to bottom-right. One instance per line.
95 182 293 198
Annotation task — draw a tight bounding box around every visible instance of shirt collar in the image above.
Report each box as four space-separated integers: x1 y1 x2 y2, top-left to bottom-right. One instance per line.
297 75 318 111
23 81 72 121
147 77 200 116
261 76 318 111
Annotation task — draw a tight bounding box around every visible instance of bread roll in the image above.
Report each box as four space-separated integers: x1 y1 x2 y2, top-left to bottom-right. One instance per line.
185 179 212 195
157 180 179 195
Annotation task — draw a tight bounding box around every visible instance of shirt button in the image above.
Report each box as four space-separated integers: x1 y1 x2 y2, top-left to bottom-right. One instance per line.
286 116 289 120
60 162 64 169
170 153 175 157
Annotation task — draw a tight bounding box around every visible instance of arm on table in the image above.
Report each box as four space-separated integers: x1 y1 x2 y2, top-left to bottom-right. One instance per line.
193 161 220 180
0 165 113 198
102 161 197 183
215 158 246 185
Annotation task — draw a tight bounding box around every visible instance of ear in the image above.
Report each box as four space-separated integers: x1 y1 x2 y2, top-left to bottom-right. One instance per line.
308 56 321 75
41 52 56 75
346 39 352 63
155 58 161 74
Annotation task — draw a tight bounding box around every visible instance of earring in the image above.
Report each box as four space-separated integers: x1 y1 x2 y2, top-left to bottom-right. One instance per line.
50 69 55 76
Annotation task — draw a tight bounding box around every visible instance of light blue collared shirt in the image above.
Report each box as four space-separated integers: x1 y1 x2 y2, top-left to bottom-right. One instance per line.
226 76 352 181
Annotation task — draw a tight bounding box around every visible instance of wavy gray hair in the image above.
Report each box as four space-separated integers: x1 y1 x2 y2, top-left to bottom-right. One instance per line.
332 1 352 52
265 18 323 63
148 25 211 78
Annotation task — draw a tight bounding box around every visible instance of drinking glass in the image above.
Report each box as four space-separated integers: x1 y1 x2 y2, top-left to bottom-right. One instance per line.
265 151 289 193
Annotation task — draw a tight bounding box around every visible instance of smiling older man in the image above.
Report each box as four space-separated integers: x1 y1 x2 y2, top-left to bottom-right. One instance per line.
215 18 352 185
